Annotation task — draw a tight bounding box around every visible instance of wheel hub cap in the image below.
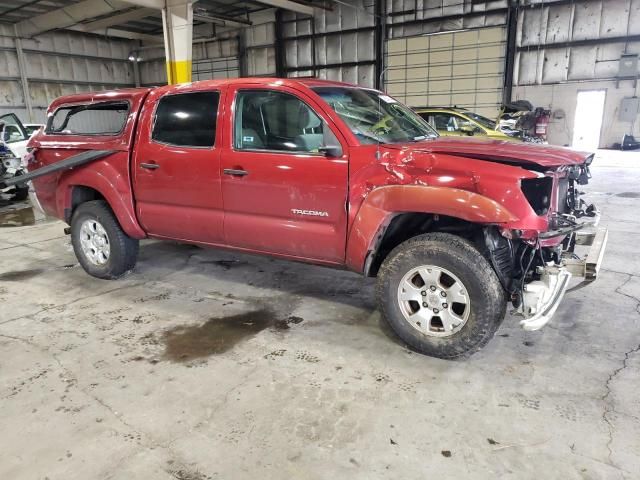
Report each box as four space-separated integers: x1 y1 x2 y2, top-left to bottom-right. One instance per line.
397 265 471 337
79 219 110 266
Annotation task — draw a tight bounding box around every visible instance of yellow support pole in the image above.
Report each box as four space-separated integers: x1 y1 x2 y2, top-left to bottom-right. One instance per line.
162 0 193 85
166 59 192 84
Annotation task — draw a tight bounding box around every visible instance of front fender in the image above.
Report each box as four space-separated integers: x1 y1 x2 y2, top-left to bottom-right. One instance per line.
345 185 517 273
56 153 146 239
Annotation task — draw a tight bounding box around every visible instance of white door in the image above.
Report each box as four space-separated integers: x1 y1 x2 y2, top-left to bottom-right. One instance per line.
572 90 606 152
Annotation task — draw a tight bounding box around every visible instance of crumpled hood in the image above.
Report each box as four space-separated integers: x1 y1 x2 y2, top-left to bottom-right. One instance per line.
388 137 593 168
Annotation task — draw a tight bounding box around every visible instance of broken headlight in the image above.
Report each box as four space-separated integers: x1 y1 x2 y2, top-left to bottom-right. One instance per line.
521 176 553 215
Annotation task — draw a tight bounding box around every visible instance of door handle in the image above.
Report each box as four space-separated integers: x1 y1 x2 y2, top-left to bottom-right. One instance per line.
223 168 248 177
140 162 159 170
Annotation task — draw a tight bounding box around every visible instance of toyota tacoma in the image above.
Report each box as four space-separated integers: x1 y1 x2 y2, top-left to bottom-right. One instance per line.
5 78 607 359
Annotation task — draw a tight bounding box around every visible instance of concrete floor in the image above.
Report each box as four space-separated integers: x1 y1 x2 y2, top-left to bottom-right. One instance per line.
1 151 639 480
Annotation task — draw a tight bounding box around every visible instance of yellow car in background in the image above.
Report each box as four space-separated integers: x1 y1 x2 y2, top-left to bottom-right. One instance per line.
414 107 520 141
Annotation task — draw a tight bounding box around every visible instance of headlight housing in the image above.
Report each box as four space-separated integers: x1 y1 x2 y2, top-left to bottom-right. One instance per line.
521 176 553 215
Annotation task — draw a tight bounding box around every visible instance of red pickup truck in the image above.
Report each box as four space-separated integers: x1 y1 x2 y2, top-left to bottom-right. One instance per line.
16 78 607 359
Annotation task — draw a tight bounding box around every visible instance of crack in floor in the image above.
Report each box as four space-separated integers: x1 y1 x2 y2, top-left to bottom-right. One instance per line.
0 332 202 478
600 274 640 469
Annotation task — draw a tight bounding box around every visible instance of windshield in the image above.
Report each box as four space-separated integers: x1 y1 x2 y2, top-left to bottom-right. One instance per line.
313 87 438 144
463 111 496 130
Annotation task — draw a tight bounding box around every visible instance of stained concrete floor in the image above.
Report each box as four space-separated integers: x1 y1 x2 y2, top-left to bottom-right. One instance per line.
1 151 639 480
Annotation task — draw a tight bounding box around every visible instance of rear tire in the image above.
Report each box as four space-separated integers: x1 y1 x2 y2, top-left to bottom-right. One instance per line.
71 200 138 279
376 233 506 359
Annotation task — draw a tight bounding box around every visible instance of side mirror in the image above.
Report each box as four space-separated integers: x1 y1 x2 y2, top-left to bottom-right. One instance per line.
459 124 475 135
318 145 342 157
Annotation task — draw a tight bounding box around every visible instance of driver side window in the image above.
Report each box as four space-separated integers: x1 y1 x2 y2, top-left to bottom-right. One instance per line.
234 90 337 153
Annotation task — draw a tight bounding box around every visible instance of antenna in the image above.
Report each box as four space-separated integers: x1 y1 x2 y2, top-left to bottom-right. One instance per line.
376 67 389 160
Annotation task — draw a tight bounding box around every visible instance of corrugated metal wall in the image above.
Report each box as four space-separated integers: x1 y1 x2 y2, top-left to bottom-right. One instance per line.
0 23 136 123
2 0 638 147
245 10 276 76
515 0 640 85
387 0 508 36
281 1 376 86
512 0 640 147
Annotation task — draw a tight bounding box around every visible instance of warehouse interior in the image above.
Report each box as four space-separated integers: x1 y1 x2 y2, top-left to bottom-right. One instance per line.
1 0 640 478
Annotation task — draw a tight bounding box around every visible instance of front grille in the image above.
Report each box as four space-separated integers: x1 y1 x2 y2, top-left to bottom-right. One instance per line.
521 177 553 215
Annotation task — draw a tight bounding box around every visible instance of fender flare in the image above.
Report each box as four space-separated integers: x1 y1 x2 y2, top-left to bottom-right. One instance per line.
56 156 146 239
345 185 518 273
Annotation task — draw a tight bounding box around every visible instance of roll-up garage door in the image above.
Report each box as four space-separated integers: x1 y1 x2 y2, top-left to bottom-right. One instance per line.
385 27 506 117
192 56 239 81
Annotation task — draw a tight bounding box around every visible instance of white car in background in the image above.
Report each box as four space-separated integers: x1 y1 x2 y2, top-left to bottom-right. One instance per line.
24 123 44 138
0 113 39 159
1 113 36 201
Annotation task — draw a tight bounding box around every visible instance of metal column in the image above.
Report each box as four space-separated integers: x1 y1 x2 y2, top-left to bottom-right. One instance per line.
162 0 193 84
13 25 33 122
374 0 386 90
502 0 518 106
274 8 285 78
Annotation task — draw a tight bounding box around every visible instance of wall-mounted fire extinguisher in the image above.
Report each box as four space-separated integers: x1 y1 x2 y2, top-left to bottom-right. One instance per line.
534 108 551 140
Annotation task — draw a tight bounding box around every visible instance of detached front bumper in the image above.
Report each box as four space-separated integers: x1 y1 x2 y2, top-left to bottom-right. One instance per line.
562 226 609 280
516 224 608 331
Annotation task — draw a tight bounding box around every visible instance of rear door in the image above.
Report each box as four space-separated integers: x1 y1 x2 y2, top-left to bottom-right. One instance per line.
220 84 349 263
132 87 225 243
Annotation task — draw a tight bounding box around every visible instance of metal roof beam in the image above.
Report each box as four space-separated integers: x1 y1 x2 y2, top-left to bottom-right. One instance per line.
67 24 162 42
118 0 164 8
80 7 156 31
193 13 251 28
15 0 134 37
256 0 314 15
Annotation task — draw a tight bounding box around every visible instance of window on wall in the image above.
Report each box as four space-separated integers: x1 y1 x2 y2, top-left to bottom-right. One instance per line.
47 102 129 135
152 91 219 147
234 90 336 153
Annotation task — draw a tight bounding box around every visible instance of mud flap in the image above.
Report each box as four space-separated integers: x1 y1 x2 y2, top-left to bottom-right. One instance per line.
0 150 116 188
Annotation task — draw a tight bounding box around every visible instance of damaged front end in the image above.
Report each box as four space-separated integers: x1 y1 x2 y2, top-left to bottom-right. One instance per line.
484 154 608 330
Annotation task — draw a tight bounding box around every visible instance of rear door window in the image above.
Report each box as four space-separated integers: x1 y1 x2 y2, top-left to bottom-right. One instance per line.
152 91 219 148
47 102 129 135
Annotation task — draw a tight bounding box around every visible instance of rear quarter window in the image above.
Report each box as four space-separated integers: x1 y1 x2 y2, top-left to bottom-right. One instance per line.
47 102 129 135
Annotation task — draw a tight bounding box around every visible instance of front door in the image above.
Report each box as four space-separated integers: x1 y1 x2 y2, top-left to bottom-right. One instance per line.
133 88 225 243
220 85 349 263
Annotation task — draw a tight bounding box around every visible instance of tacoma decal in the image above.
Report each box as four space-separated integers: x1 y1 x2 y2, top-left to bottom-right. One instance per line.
291 208 329 217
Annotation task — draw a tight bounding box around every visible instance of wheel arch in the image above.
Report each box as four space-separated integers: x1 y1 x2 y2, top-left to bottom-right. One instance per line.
56 159 146 239
345 185 518 276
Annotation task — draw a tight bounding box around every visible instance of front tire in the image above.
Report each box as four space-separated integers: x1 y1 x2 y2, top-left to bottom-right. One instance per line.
377 233 506 359
71 200 139 279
